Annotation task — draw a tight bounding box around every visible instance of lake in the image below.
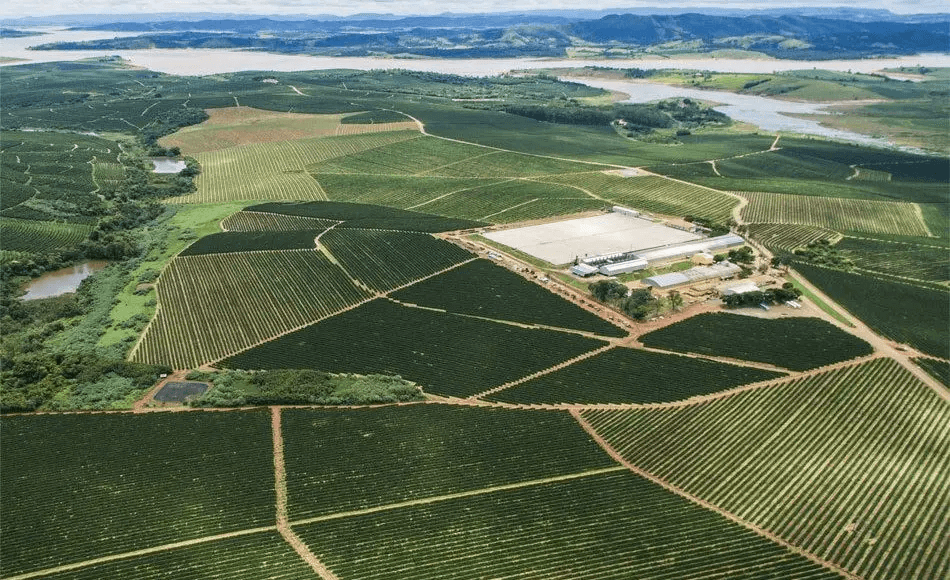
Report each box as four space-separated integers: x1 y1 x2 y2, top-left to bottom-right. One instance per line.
1 28 948 77
151 158 186 173
21 261 109 300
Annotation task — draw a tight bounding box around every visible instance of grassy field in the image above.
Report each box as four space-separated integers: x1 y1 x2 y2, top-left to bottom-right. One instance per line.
639 312 874 371
485 346 783 404
0 411 275 577
794 263 949 358
221 298 606 398
583 358 949 580
159 106 417 154
741 192 931 237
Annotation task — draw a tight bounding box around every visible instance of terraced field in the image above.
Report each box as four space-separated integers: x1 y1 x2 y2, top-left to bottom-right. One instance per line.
485 346 784 404
742 192 931 236
175 131 421 203
746 223 842 253
583 358 950 580
297 470 840 580
544 172 738 223
0 411 275 578
0 217 93 253
220 298 606 398
131 250 371 369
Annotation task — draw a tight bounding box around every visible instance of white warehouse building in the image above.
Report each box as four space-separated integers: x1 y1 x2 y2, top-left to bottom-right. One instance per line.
598 258 649 276
644 261 742 289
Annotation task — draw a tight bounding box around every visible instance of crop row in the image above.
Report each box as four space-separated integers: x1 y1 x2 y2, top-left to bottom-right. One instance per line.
176 130 420 203
132 250 371 369
246 200 482 233
639 312 874 371
310 135 598 178
583 358 950 580
742 192 930 236
392 259 626 337
38 533 315 580
486 346 784 404
315 173 510 209
836 236 950 283
281 406 616 520
746 223 841 253
0 217 93 253
0 411 275 577
545 172 738 223
221 298 606 398
320 229 474 292
297 470 840 580
180 230 323 256
416 179 599 223
221 210 340 232
914 357 950 387
795 263 948 358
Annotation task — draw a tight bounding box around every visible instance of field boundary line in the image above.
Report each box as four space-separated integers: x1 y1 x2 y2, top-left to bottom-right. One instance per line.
480 198 539 221
470 344 616 401
570 410 862 580
288 466 627 528
405 178 517 210
4 526 278 580
636 345 795 374
414 149 502 176
272 407 341 580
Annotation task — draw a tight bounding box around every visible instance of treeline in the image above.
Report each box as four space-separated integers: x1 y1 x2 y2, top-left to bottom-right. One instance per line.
588 281 677 321
721 284 801 308
184 369 424 406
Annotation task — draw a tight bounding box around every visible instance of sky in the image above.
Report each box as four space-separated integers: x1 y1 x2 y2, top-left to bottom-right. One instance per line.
5 0 948 18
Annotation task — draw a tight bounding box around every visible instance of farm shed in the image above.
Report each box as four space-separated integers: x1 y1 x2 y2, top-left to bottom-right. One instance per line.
634 234 745 264
691 252 715 265
571 263 599 277
722 281 760 296
599 258 649 276
645 261 742 289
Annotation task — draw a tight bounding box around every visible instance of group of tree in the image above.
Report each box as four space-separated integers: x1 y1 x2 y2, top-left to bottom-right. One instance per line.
792 239 853 269
721 283 802 308
588 280 667 321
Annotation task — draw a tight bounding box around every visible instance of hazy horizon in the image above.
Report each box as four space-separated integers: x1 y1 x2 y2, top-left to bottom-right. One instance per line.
3 1 948 19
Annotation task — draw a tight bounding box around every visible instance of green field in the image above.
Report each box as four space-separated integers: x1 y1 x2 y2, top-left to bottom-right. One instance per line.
282 406 616 519
485 346 784 404
836 236 950 283
0 411 275 577
319 229 474 292
640 313 874 371
794 263 949 358
391 259 627 337
583 358 950 580
244 200 482 232
221 298 606 398
914 357 950 387
221 211 339 232
131 250 371 369
296 470 840 580
0 217 93 253
179 229 324 255
746 223 841 253
742 191 931 236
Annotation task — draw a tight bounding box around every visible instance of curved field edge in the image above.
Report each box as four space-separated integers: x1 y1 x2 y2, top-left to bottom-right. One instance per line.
581 358 950 580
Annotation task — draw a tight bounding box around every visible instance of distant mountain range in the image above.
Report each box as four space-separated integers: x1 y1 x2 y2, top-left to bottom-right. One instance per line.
16 10 950 60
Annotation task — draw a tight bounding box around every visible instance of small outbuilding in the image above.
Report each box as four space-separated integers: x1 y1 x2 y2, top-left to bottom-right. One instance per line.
722 281 760 296
571 263 599 277
691 252 715 265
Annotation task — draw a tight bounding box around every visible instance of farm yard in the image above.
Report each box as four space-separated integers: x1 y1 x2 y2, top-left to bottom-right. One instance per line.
2 59 948 580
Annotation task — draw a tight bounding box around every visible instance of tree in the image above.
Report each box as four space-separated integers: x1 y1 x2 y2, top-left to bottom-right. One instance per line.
668 290 684 312
589 280 628 303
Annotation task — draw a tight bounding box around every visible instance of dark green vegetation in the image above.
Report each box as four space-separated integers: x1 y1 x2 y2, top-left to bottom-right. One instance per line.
179 229 322 255
914 358 950 387
0 411 274 577
720 285 802 308
589 281 664 320
282 406 616 519
795 263 949 358
582 358 950 580
392 259 626 337
247 200 483 232
297 470 840 580
640 312 873 371
836 236 950 283
185 369 422 406
486 346 783 404
320 229 474 292
37 533 318 580
221 298 606 398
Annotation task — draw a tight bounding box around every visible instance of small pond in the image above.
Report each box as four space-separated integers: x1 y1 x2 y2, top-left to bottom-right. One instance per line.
21 261 108 300
150 157 187 173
